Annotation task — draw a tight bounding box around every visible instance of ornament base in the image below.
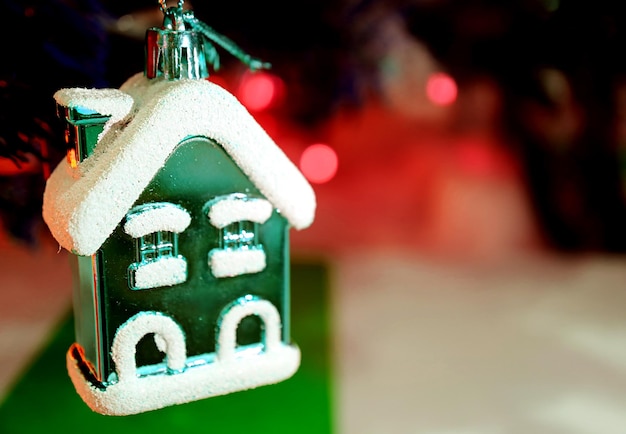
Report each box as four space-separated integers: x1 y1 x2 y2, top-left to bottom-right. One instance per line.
66 342 301 416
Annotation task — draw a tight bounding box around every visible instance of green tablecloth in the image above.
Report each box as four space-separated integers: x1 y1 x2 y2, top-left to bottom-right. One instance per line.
0 261 333 433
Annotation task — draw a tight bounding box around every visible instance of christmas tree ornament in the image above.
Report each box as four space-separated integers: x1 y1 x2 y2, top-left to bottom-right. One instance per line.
42 0 315 416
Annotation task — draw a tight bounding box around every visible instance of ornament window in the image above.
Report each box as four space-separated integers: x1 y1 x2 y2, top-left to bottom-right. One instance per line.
222 221 257 250
205 194 273 278
138 231 176 262
124 203 191 290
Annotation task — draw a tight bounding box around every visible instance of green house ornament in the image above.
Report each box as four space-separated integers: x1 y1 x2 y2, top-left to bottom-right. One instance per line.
42 3 315 416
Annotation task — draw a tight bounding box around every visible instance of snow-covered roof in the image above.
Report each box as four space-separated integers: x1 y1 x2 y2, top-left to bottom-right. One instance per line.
43 73 316 256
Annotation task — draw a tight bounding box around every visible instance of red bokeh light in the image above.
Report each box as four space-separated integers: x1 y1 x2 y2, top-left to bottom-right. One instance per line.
237 72 284 111
299 143 338 184
426 72 458 106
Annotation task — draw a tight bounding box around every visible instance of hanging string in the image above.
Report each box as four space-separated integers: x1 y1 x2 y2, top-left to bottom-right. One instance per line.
183 12 271 72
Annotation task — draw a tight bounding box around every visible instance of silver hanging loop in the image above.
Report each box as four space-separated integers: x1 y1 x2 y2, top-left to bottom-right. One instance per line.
160 0 186 31
158 0 184 14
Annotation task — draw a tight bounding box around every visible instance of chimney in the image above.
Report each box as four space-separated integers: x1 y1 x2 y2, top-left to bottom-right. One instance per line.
57 104 110 164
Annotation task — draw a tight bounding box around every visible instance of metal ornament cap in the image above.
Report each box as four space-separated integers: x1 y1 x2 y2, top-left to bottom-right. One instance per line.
145 7 209 80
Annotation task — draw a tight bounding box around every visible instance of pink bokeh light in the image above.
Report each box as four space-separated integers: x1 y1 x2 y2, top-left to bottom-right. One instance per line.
237 72 284 111
426 72 458 106
299 143 338 184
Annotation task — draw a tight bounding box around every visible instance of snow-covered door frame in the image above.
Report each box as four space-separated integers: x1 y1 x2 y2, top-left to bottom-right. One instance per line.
216 295 282 361
111 311 187 383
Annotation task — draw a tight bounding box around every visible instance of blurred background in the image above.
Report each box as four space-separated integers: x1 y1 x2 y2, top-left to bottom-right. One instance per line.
2 0 626 254
2 0 626 432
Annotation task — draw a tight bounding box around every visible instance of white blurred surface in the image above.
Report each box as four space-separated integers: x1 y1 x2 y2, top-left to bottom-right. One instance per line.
333 249 626 434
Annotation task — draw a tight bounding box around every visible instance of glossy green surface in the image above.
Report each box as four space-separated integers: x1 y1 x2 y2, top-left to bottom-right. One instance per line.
70 255 102 377
74 136 291 383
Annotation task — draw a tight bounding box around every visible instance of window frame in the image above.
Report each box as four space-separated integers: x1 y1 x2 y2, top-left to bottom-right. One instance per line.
205 194 273 278
124 202 191 290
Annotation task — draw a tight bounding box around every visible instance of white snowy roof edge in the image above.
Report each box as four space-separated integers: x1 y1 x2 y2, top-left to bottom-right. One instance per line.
43 75 316 256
